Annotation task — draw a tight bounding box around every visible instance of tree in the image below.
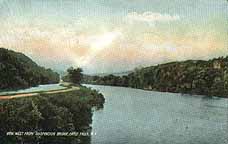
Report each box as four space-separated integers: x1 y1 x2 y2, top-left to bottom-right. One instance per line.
67 67 83 84
0 48 60 90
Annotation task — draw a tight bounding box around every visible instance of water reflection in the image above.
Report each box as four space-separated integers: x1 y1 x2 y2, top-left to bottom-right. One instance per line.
0 84 65 95
88 85 228 144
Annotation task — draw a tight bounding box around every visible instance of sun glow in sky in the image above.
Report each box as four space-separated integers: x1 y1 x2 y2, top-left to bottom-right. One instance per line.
90 30 122 50
0 0 227 74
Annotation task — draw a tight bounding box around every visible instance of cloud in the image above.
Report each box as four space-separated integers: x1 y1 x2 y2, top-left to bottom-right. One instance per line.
77 29 123 66
85 28 227 74
88 30 122 50
0 18 226 74
0 24 124 70
127 12 180 23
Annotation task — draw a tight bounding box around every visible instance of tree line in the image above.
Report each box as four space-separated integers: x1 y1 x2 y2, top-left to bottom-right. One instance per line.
0 48 60 90
0 86 104 143
83 56 228 97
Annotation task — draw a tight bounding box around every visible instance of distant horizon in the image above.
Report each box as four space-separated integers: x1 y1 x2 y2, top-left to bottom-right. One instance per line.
52 54 228 75
0 0 227 74
1 46 227 76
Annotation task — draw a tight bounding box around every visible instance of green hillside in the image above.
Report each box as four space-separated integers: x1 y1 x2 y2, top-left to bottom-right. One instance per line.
0 48 60 90
83 57 228 97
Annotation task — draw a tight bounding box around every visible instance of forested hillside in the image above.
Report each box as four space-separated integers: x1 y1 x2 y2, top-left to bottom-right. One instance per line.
0 86 105 143
0 48 60 90
83 57 228 97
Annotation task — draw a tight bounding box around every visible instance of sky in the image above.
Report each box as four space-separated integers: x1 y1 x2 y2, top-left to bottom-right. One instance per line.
0 0 227 74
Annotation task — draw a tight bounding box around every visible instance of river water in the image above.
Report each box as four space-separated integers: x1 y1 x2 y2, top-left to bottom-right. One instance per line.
0 84 65 95
85 85 228 144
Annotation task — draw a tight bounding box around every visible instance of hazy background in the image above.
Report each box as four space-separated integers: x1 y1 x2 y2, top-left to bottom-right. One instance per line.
0 0 227 74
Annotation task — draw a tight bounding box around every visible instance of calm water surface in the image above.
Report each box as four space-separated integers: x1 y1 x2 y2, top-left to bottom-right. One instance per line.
85 85 228 144
0 84 65 95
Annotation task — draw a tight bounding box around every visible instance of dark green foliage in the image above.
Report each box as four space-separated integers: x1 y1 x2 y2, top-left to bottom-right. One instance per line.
0 87 105 143
63 67 83 84
0 48 60 90
83 56 228 97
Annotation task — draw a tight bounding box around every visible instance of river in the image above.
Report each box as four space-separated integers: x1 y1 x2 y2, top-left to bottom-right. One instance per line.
85 85 228 144
0 84 65 95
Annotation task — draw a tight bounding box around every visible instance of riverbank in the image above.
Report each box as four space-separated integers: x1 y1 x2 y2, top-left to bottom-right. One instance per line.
0 83 80 100
0 85 105 143
0 48 60 90
84 83 228 98
83 57 228 98
0 86 79 100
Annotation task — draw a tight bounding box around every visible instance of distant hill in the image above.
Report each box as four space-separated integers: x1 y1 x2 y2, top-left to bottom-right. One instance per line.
0 48 60 90
89 71 133 77
83 57 228 97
